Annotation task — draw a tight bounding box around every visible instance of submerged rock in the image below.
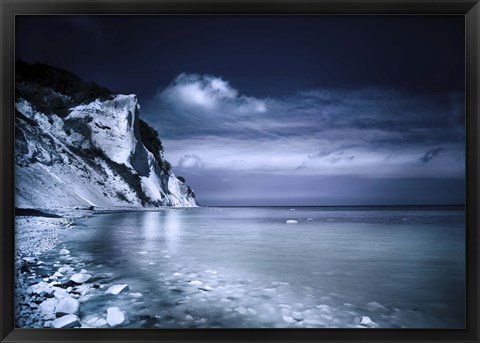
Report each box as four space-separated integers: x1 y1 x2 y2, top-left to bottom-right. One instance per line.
69 273 92 284
51 314 81 328
105 284 129 295
367 301 386 310
106 307 128 327
234 307 247 315
58 265 74 274
359 315 378 327
55 297 80 316
83 315 108 328
188 280 203 286
199 285 213 291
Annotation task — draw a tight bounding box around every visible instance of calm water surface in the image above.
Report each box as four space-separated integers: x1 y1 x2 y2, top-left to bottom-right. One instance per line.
42 206 465 328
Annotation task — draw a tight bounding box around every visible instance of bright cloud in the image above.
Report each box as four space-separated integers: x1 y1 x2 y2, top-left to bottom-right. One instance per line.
157 73 267 115
177 153 205 169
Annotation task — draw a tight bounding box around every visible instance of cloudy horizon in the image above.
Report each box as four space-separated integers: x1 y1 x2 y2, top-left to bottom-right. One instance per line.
143 73 464 206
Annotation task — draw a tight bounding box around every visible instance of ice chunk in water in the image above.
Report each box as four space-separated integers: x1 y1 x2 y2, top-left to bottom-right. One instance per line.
286 220 298 224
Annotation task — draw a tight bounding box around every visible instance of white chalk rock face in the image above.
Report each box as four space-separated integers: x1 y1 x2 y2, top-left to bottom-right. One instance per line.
55 297 80 316
106 307 128 327
15 85 199 209
51 314 81 328
105 284 129 295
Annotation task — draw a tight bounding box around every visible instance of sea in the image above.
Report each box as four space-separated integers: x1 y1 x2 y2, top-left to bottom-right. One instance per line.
39 206 465 328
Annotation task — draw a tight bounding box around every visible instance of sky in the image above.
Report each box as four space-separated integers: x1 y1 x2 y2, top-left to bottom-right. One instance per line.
16 15 465 206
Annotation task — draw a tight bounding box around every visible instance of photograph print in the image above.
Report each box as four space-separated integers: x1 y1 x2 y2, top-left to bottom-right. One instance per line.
14 15 465 329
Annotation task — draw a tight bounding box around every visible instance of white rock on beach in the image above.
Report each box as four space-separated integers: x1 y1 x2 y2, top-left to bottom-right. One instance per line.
286 220 298 224
53 271 64 278
55 297 80 316
105 284 129 295
53 288 70 299
51 314 81 328
30 282 54 295
58 265 74 274
39 298 59 316
106 307 128 327
70 273 92 284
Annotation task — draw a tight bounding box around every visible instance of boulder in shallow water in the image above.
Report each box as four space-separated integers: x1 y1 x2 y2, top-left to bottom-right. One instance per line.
51 314 80 328
58 265 74 274
83 315 108 328
105 284 129 295
106 307 128 327
55 297 80 316
189 280 203 286
39 298 59 317
366 301 385 310
69 273 92 284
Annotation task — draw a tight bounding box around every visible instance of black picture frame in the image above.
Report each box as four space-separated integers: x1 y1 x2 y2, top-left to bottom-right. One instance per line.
1 1 479 342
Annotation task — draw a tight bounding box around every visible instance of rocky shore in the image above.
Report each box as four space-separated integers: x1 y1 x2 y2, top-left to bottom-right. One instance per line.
15 209 135 328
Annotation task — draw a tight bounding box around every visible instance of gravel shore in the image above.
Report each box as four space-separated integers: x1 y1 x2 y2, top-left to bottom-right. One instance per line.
15 209 94 328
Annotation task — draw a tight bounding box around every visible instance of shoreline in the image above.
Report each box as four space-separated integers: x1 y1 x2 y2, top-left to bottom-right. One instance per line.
14 206 200 328
15 208 95 328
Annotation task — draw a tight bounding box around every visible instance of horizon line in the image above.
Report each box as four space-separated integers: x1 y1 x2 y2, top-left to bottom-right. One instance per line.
201 204 465 208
